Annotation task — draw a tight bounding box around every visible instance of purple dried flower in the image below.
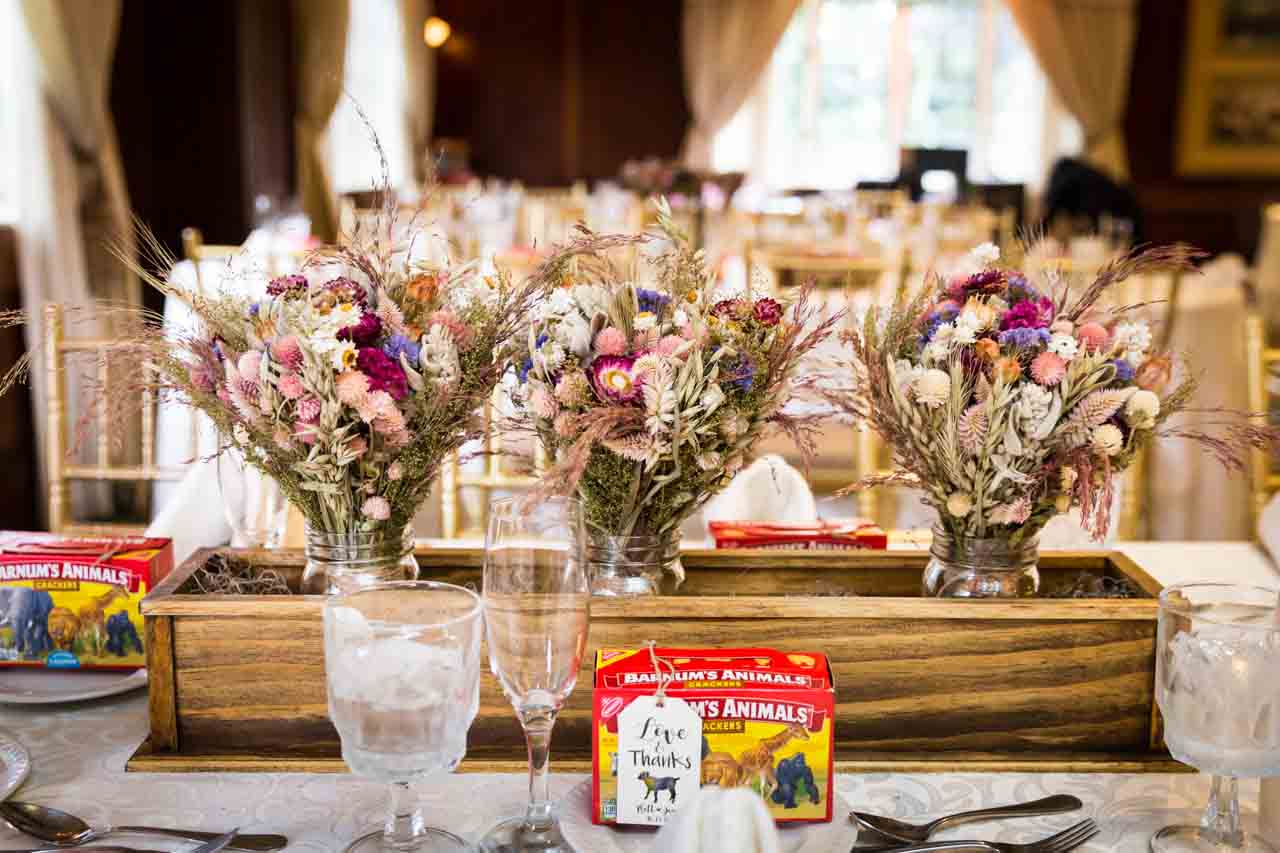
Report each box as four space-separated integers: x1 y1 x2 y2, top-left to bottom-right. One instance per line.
383 334 421 366
1110 358 1136 383
752 297 784 326
266 274 308 299
1000 298 1054 331
321 276 368 306
997 327 1051 349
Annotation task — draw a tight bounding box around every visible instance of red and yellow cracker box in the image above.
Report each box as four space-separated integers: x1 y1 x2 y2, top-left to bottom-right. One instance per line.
709 519 887 550
0 532 173 670
592 647 834 826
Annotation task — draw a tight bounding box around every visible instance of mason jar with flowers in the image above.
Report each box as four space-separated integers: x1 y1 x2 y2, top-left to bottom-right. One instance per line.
513 202 839 595
845 242 1275 597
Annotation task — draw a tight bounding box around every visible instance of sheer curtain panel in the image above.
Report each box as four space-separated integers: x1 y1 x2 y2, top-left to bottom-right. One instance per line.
682 0 803 171
1004 0 1137 181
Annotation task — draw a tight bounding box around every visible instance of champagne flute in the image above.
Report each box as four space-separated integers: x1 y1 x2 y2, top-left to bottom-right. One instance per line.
324 581 482 852
478 496 589 853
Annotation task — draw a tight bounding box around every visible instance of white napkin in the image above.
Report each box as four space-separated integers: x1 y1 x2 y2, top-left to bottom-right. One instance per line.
1257 493 1280 568
703 455 818 531
650 787 782 853
146 458 231 565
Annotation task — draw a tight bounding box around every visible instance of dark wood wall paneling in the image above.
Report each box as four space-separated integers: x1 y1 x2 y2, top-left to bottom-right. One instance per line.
0 227 37 529
111 0 295 313
432 0 690 186
1125 0 1280 258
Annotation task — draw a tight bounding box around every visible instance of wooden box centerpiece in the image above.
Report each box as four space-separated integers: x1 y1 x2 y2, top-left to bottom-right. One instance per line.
129 547 1179 774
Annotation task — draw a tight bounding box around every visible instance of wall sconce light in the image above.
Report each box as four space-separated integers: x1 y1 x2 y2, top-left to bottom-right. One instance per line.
423 16 451 48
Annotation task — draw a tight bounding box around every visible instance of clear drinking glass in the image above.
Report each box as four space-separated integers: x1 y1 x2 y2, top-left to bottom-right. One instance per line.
1154 582 1280 852
217 449 289 548
478 496 589 853
324 581 483 852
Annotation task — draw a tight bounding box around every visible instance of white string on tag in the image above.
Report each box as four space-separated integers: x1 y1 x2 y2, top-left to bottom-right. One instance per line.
645 640 676 707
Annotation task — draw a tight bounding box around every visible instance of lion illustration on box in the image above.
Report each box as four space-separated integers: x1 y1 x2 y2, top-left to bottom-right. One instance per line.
47 585 130 656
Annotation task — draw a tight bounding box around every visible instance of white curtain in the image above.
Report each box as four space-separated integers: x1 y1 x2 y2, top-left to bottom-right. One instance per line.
681 0 802 171
1004 0 1137 181
5 0 105 524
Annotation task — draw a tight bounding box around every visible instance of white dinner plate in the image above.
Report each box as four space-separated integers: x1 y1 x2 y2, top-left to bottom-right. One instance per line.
559 779 859 853
0 728 30 800
0 668 147 705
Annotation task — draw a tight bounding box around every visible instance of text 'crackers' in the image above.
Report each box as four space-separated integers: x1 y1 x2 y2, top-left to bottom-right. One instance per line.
592 647 834 826
0 532 173 670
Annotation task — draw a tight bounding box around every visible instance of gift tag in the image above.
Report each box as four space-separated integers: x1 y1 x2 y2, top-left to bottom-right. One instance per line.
614 694 703 825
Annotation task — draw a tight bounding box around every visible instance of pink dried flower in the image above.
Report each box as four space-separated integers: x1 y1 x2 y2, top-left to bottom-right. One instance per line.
273 427 292 451
593 326 628 356
530 386 558 419
237 351 262 381
753 297 783 326
1030 351 1067 387
1076 322 1110 352
427 309 474 350
387 461 404 481
592 355 642 403
270 335 304 371
656 335 687 357
336 370 371 407
361 496 391 521
277 373 306 400
347 436 368 457
296 396 321 422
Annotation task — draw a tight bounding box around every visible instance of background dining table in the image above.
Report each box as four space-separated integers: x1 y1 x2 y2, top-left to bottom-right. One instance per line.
1 541 1277 852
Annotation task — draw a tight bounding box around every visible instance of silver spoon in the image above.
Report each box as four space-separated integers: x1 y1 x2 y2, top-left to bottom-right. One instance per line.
0 802 285 851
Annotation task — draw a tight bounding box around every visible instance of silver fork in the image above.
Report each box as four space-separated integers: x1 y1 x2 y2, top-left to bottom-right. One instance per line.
852 818 1100 853
852 795 1084 845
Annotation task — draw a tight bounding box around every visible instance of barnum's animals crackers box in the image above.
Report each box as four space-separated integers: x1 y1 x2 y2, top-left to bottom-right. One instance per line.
592 647 834 826
0 532 172 670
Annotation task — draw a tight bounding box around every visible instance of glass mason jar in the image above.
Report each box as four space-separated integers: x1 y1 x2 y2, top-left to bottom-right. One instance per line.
922 523 1040 598
300 524 418 595
585 532 681 596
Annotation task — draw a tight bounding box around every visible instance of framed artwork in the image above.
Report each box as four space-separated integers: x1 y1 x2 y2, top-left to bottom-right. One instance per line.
1178 0 1280 175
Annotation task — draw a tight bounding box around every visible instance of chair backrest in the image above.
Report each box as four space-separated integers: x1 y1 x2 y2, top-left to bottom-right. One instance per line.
44 303 188 536
180 228 241 296
1245 310 1280 528
438 391 545 539
746 245 906 295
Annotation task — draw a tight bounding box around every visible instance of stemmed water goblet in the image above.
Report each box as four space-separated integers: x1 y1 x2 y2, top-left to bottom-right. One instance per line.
323 580 482 852
1154 582 1280 852
477 496 590 853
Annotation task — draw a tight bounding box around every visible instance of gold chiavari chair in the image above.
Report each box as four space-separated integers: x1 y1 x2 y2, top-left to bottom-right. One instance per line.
1245 310 1280 527
44 303 187 535
181 228 240 295
745 245 907 295
438 390 547 540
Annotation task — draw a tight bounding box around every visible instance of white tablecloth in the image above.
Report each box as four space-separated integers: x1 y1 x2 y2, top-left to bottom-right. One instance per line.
1 543 1277 850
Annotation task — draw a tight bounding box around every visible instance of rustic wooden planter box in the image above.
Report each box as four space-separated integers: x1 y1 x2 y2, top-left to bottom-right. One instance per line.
129 547 1182 774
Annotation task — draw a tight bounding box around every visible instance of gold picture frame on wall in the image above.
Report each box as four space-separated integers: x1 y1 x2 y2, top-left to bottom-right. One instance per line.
1178 0 1280 176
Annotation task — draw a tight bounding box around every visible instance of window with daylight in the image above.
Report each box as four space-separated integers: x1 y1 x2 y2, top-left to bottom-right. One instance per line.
713 0 1080 190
